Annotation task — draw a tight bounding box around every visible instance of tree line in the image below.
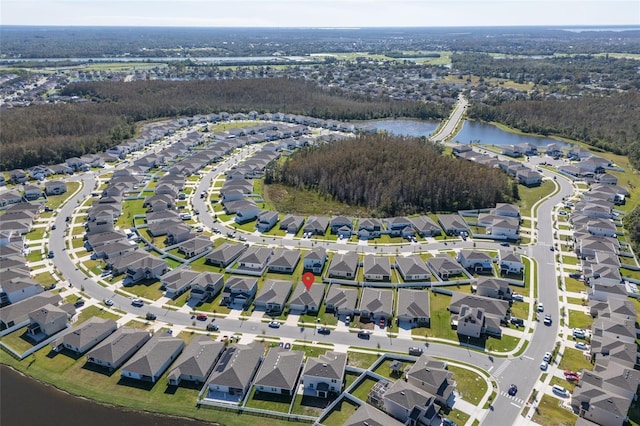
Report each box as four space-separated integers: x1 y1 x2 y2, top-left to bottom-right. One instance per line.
0 78 448 171
265 134 516 217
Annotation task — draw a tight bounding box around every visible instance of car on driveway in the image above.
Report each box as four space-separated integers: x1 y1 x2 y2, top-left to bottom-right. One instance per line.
573 328 586 339
131 299 144 307
442 419 458 426
575 342 589 350
196 314 208 321
317 327 330 335
508 384 518 396
379 318 385 329
268 321 280 328
73 299 85 308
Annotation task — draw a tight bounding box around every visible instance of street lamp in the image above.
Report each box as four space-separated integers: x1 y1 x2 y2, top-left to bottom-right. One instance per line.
467 336 471 356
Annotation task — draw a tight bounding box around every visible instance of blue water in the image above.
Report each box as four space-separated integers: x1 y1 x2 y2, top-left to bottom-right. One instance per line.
367 119 571 149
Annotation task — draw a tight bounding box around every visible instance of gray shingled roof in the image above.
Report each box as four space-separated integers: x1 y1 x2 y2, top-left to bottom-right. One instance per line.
268 248 301 270
302 351 346 381
56 317 117 352
328 252 358 276
205 242 246 266
288 283 325 308
237 246 272 265
207 342 264 389
254 280 292 307
167 336 225 382
395 255 431 279
1 293 62 325
383 380 432 411
344 403 404 426
253 347 304 390
358 288 393 315
363 255 390 277
121 333 185 377
86 327 151 366
397 289 430 318
325 286 358 311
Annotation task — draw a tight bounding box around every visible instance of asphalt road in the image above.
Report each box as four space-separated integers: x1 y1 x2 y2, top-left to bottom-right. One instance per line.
48 120 574 426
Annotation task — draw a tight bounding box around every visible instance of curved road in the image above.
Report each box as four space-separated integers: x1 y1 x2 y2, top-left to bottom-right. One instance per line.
49 116 574 426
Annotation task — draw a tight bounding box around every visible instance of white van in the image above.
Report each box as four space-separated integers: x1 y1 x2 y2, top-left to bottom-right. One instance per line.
552 385 568 396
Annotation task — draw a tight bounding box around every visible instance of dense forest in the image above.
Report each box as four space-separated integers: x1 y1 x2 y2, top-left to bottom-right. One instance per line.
265 134 516 217
468 91 640 169
0 78 447 170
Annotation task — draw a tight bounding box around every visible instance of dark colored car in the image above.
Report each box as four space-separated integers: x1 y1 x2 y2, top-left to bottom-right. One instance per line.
508 384 518 396
196 314 208 321
207 323 219 331
408 346 423 356
146 312 157 320
73 299 85 308
357 330 371 340
317 327 330 335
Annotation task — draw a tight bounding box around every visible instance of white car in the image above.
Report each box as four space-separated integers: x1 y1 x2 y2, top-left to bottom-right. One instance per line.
268 321 280 329
537 303 544 312
540 361 548 371
104 299 114 306
575 342 589 350
543 352 552 363
573 328 586 339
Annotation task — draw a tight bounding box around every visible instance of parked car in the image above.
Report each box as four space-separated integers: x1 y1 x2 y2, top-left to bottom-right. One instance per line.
104 299 114 306
131 299 144 307
552 384 568 397
575 342 589 350
442 419 458 426
73 299 85 308
268 321 280 328
48 250 55 259
51 225 56 230
408 346 423 356
543 352 552 363
544 315 552 326
508 384 518 396
500 242 510 247
573 328 586 339
540 361 548 371
379 318 385 328
512 293 524 302
284 342 291 350
510 317 524 326
146 312 157 320
196 314 208 321
357 330 371 339
317 327 330 335
537 303 544 312
207 323 219 331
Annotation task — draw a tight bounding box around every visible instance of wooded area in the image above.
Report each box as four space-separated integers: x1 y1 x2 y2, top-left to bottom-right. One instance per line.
468 91 640 169
0 78 447 170
265 134 516 217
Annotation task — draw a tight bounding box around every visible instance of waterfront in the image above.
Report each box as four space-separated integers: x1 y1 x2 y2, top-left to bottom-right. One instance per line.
368 118 572 148
0 365 212 426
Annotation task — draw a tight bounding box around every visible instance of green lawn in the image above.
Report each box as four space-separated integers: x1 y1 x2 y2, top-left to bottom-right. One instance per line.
0 327 34 354
26 249 44 262
45 181 81 209
549 376 577 393
32 272 58 286
347 351 380 369
531 394 577 426
509 300 529 320
124 279 164 300
291 394 330 417
350 377 378 401
372 358 413 380
567 310 593 330
245 387 292 412
25 228 46 241
166 291 190 307
75 305 120 324
321 399 359 426
291 344 330 359
449 365 488 405
412 291 457 341
558 347 594 373
561 255 580 266
564 277 587 293
116 199 146 229
299 302 338 326
518 180 556 216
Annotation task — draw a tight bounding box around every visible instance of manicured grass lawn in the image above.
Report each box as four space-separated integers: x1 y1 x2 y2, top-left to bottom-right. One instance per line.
195 291 231 315
509 300 529 320
291 344 330 358
518 180 555 216
559 347 593 374
412 291 457 341
291 394 330 417
116 199 146 229
26 249 44 262
76 305 120 324
321 399 358 425
564 277 587 293
299 302 338 326
449 365 488 405
561 255 580 266
124 279 164 300
245 387 292 412
231 220 257 232
166 291 190 307
620 267 640 280
45 181 80 209
549 375 577 393
350 377 378 401
84 259 105 276
531 394 577 426
372 358 413 380
0 327 34 354
0 348 298 426
32 272 58 286
165 258 182 269
72 238 86 249
486 334 520 353
566 297 586 306
25 228 46 241
567 310 593 330
347 351 380 369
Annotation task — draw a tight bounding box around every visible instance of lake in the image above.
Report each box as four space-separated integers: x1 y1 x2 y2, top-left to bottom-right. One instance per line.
367 119 571 149
0 365 212 426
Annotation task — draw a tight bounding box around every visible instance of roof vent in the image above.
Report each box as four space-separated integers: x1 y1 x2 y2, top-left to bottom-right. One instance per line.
322 363 328 367
400 391 405 395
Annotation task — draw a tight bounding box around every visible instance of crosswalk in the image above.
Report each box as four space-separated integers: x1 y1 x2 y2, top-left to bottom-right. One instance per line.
499 390 525 406
492 360 511 377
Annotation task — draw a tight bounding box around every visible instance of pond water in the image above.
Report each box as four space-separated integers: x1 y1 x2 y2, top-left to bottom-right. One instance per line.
367 119 571 149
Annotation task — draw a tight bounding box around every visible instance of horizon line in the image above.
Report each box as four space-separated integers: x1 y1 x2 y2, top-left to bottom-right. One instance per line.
2 24 640 29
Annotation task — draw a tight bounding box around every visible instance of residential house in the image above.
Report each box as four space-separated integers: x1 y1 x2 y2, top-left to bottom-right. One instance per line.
475 277 513 300
328 252 359 279
222 277 258 308
395 255 431 281
363 255 391 281
0 278 44 305
358 218 383 239
9 169 27 184
426 255 464 280
571 382 631 426
177 235 212 259
303 216 330 236
494 203 520 218
579 363 640 405
0 293 62 330
86 327 151 371
344 403 404 426
22 184 42 201
27 303 75 339
189 272 225 304
254 280 292 315
166 223 194 245
437 214 469 236
301 351 347 398
121 333 185 383
406 354 457 408
234 201 260 224
52 317 117 354
267 248 301 274
44 180 67 196
303 247 327 274
382 380 441 425
457 305 485 338
449 292 509 336
256 211 279 232
279 214 305 234
161 269 200 299
411 216 442 237
206 342 265 402
385 217 413 237
0 190 23 207
288 283 325 314
456 250 493 273
205 242 247 267
253 347 304 396
236 247 272 271
396 289 430 327
167 337 225 386
499 250 524 275
324 286 358 317
358 288 393 321
125 255 168 284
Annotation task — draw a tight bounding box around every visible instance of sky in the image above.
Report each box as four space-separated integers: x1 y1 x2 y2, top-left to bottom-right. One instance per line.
1 0 639 27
